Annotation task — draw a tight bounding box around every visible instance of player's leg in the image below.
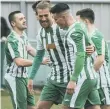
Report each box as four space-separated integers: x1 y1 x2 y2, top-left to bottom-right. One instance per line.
27 106 36 109
63 79 91 109
36 100 53 109
63 79 99 109
85 83 101 109
26 78 36 109
16 77 32 109
5 77 17 109
5 75 29 109
86 105 100 109
62 93 72 109
99 87 110 109
62 105 72 109
101 105 110 109
36 79 67 109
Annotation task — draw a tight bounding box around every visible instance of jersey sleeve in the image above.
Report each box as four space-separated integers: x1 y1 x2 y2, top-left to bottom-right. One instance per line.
36 29 45 50
29 29 45 79
29 49 45 79
92 36 105 55
7 40 21 59
70 30 86 81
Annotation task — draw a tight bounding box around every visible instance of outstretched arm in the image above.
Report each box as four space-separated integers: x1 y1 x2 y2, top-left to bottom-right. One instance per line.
28 49 45 93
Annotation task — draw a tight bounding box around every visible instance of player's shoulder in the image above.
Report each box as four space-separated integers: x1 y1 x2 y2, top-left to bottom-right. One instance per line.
7 31 18 43
93 29 104 39
74 21 86 30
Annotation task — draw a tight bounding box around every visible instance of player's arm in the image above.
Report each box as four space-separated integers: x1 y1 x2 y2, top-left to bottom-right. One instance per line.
92 37 105 71
66 30 86 94
8 41 33 67
14 58 33 67
26 44 36 57
26 44 49 65
29 49 45 79
70 31 86 81
27 30 46 93
94 55 104 71
27 49 45 93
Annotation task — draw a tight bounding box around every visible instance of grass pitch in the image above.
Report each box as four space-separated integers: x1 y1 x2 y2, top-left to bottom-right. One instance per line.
1 89 62 109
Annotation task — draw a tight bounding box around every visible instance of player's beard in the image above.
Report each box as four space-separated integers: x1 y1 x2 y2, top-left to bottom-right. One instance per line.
40 20 50 28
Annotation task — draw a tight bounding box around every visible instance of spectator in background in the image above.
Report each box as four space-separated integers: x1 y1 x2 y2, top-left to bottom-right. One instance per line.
1 16 10 41
0 17 10 89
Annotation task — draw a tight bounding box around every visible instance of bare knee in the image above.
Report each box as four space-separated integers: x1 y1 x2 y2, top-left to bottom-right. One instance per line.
36 100 53 109
62 105 72 109
85 105 101 109
101 105 110 109
27 106 36 109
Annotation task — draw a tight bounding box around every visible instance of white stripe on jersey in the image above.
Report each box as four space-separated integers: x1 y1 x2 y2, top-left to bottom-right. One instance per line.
42 29 47 50
70 79 85 108
92 52 110 88
47 32 61 82
103 87 110 104
53 28 69 83
87 57 95 79
8 43 15 59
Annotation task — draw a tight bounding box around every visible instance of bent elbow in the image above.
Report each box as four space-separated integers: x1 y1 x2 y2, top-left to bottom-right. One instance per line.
15 61 24 67
14 58 24 67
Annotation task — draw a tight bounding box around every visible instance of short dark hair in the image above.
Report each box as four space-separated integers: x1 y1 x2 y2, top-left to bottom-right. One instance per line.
8 11 21 26
50 3 70 14
32 0 50 14
32 1 41 12
76 10 81 16
76 8 95 24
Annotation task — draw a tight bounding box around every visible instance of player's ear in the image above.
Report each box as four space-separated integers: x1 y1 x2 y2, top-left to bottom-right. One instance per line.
84 19 89 24
11 21 16 27
36 14 39 20
50 13 53 18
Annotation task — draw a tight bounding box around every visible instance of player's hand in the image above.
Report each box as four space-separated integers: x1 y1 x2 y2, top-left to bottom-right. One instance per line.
25 45 33 52
27 79 34 94
42 57 50 65
66 81 76 95
86 45 95 55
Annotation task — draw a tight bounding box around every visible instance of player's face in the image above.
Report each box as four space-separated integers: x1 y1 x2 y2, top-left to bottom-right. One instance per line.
12 13 27 30
53 13 66 29
36 8 53 28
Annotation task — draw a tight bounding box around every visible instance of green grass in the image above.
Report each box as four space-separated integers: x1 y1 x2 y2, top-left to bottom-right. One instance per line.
1 89 62 109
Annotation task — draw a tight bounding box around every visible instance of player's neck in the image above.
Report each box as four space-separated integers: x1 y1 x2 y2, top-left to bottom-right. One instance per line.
13 28 24 36
67 15 76 27
87 24 95 34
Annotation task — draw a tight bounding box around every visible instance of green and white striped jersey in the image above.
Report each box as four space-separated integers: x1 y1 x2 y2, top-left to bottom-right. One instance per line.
89 28 110 88
64 21 97 82
5 30 29 78
37 24 70 83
